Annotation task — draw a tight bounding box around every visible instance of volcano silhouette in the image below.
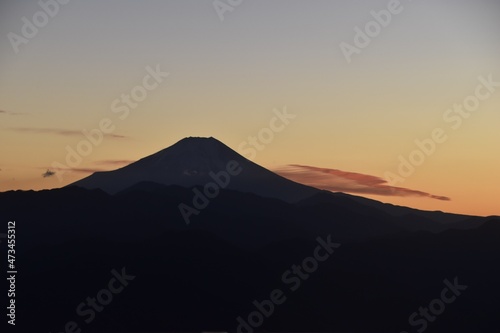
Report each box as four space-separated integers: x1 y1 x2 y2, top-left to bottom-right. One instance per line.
70 137 320 202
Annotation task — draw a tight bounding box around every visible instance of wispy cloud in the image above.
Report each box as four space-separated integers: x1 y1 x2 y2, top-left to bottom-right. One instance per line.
49 167 106 174
274 164 450 201
42 159 134 175
94 159 135 166
9 127 127 139
0 110 28 116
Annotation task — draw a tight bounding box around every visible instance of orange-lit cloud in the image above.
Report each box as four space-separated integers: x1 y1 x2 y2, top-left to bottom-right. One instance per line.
275 164 450 201
9 127 127 138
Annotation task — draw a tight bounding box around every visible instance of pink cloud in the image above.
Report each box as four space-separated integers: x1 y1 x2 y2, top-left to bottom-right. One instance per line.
274 164 450 201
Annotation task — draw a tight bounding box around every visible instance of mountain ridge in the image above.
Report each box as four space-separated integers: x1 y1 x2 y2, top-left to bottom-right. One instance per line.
69 136 320 203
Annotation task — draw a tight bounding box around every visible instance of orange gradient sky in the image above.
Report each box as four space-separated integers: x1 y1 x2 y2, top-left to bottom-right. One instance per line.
1 1 499 216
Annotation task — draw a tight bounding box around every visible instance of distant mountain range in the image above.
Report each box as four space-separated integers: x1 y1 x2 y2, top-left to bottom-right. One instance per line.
70 137 494 233
1 137 499 332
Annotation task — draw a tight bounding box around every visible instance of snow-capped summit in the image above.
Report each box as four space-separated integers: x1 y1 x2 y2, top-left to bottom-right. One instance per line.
69 137 319 202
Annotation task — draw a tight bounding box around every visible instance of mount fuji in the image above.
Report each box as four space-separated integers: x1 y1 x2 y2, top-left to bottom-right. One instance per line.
2 138 500 332
70 137 320 202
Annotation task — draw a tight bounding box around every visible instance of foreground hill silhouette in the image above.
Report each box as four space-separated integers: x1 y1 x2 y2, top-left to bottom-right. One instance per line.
1 137 499 332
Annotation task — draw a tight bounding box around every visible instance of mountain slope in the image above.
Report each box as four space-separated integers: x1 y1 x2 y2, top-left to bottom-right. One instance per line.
69 137 320 202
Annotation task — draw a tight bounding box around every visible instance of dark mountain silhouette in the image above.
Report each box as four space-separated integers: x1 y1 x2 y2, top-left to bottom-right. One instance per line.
1 137 499 332
70 137 319 203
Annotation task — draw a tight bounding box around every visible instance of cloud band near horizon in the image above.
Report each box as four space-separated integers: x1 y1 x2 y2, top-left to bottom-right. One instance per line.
8 127 127 138
274 164 450 201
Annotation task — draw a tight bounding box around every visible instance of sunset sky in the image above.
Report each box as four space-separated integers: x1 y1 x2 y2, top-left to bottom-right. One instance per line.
1 0 499 216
